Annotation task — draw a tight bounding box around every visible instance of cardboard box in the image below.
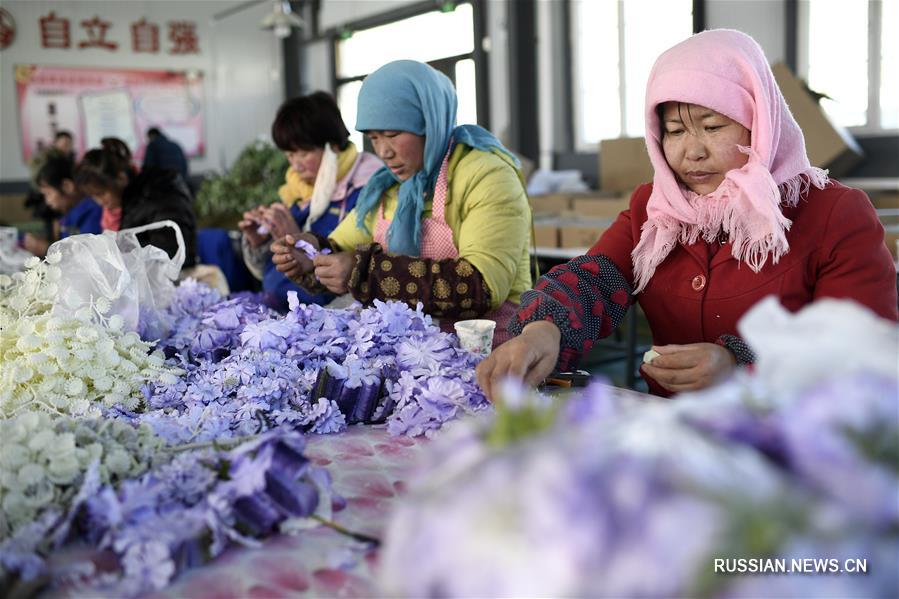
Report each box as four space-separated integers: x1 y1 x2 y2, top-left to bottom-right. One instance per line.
570 193 631 218
876 209 899 227
772 63 864 177
870 193 899 210
599 137 654 193
559 219 613 249
883 224 899 259
0 194 33 224
529 193 571 215
533 223 559 248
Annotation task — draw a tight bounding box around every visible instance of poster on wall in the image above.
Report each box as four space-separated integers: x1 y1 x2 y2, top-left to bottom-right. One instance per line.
15 64 205 163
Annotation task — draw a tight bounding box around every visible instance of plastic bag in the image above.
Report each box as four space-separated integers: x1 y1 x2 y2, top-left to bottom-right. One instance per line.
0 226 33 275
50 220 185 339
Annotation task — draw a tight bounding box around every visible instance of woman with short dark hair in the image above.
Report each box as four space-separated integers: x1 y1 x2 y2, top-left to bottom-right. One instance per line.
75 137 197 269
239 91 381 311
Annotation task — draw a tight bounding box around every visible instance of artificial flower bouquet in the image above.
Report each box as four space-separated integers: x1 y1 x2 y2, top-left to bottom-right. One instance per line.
0 429 337 597
378 299 899 597
136 288 491 443
0 256 181 420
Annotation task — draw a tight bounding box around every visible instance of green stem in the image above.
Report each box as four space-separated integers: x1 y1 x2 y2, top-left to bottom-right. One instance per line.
311 514 381 546
164 434 259 453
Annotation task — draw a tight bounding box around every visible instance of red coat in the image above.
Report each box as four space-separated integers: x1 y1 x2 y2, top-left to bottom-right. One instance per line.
592 181 898 394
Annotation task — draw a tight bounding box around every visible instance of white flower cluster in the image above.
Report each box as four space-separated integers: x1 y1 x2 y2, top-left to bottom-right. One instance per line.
0 412 164 539
0 255 181 419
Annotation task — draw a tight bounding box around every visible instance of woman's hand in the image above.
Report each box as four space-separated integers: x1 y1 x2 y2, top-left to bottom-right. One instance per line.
238 206 268 248
264 203 302 240
271 234 314 283
313 252 354 294
641 342 736 393
476 320 562 402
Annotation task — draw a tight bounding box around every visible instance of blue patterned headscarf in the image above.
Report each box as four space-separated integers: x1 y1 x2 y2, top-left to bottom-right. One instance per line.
354 60 519 255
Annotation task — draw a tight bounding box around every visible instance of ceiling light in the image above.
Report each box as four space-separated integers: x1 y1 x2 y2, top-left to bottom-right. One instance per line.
260 0 304 39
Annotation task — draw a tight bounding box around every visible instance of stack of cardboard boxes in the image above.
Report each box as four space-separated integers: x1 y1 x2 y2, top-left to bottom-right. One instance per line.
531 137 652 250
870 192 899 259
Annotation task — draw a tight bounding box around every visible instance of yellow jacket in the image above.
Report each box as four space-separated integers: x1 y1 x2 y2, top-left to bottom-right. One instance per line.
329 144 532 309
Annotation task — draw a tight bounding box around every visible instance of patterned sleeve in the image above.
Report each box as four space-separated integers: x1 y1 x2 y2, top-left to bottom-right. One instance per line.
347 243 492 319
291 232 332 296
240 235 268 281
715 334 756 366
508 254 633 371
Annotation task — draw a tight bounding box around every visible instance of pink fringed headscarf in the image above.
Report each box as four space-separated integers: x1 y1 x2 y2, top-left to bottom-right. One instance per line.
631 29 828 293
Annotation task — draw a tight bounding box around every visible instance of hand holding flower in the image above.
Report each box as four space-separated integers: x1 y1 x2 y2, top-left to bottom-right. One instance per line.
640 342 736 393
476 320 561 402
313 252 354 294
263 203 302 240
239 206 269 248
271 234 314 283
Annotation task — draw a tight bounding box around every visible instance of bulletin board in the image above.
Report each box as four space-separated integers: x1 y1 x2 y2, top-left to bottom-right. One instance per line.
14 64 205 163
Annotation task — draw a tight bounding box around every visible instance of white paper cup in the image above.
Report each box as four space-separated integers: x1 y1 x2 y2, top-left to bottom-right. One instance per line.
454 319 496 355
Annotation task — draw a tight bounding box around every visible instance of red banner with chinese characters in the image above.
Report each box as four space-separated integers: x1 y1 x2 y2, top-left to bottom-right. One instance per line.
15 64 205 163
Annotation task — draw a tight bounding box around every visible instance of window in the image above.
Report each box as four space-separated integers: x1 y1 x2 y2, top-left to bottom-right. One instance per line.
800 0 898 132
334 3 479 149
571 0 693 149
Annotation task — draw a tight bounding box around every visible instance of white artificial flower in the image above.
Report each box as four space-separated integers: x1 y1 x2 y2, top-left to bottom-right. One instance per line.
159 372 180 386
9 295 27 311
13 366 34 384
15 335 42 352
70 399 91 416
73 347 95 362
38 362 59 377
0 444 29 469
24 256 41 269
0 274 12 286
76 327 99 343
43 433 76 461
103 393 125 408
17 463 45 486
121 395 140 411
108 314 124 332
41 283 59 299
27 430 55 452
93 376 113 392
94 296 111 314
15 321 35 336
1 491 30 522
45 251 62 265
46 455 80 485
104 448 132 475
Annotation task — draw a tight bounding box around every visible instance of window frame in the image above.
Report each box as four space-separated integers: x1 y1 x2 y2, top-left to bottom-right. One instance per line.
568 0 699 152
797 0 896 135
329 0 490 147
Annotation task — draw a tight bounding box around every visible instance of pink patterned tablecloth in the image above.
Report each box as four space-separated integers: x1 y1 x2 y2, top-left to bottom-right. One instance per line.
145 425 429 599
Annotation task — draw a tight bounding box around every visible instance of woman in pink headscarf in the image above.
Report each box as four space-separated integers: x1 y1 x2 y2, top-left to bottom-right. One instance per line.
478 29 898 399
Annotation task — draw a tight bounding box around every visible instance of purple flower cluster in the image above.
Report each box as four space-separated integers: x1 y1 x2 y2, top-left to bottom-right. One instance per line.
379 372 899 598
683 372 899 529
158 286 278 362
137 291 489 442
59 431 330 597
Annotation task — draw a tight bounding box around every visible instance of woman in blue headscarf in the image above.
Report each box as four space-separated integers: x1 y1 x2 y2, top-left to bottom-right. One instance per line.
272 60 532 345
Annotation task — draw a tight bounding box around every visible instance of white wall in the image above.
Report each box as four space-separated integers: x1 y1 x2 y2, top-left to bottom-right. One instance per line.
705 0 787 64
0 0 284 182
